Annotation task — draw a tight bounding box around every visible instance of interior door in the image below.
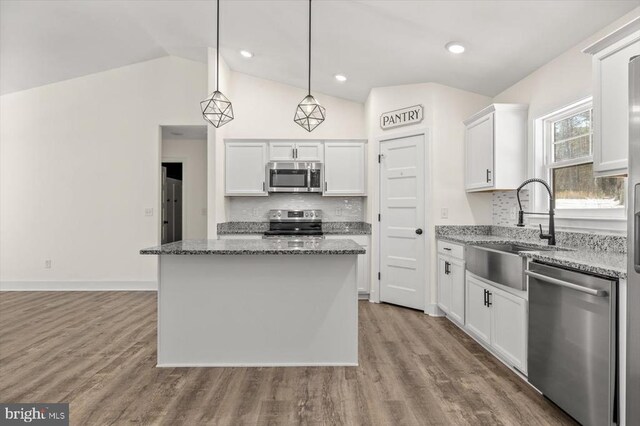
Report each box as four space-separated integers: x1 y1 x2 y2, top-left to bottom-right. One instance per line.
379 133 425 310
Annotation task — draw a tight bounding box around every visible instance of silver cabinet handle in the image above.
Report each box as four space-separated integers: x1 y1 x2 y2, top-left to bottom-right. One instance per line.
486 169 492 183
263 182 266 192
324 182 327 192
525 270 608 297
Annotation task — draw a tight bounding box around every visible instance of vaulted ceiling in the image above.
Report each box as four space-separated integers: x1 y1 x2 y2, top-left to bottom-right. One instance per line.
1 0 638 101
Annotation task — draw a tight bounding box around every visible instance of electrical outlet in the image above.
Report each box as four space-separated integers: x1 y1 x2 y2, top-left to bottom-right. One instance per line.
252 207 259 217
44 259 52 269
441 208 449 219
145 208 154 217
335 207 342 216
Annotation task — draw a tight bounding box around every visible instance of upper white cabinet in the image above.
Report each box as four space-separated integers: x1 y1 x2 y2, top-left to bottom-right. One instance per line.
225 141 268 196
323 142 366 196
464 104 528 192
268 141 323 162
584 19 640 177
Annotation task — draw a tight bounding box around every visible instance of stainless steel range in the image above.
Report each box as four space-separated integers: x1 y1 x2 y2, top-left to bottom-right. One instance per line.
263 209 324 239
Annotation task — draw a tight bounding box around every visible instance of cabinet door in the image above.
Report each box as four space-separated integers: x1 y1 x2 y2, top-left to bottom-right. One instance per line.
465 113 494 190
357 244 370 294
295 142 323 162
465 276 491 345
269 141 295 161
225 142 268 196
323 142 366 196
437 256 451 314
490 288 527 373
448 259 465 325
593 35 640 176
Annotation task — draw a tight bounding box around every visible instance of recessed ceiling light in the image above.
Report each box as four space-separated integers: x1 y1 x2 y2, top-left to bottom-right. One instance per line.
334 74 347 82
240 50 253 58
445 42 465 54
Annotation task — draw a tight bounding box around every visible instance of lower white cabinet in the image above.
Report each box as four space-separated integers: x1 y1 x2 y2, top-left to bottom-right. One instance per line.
465 273 527 373
437 255 465 325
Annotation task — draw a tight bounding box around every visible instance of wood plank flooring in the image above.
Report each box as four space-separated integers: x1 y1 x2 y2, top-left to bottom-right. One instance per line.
0 292 576 425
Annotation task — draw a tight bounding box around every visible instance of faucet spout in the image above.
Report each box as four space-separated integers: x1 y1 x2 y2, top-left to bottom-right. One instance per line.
515 178 556 246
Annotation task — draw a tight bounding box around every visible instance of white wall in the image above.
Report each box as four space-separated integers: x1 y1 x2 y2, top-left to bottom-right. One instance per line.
0 56 207 288
162 137 208 239
207 54 368 233
492 7 640 232
365 82 492 311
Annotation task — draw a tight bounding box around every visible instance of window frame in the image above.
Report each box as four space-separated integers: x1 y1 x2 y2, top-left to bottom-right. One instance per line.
531 98 626 233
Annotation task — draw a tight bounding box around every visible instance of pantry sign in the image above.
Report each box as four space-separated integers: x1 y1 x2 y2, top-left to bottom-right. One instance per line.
380 105 423 130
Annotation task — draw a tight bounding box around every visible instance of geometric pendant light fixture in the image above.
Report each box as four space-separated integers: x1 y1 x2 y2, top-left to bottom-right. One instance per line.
201 0 234 128
294 0 326 132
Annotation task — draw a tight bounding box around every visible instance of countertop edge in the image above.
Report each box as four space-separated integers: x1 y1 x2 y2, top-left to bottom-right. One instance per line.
437 236 626 280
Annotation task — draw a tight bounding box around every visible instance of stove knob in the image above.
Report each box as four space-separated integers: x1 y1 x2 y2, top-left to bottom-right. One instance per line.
276 212 281 218
304 212 309 217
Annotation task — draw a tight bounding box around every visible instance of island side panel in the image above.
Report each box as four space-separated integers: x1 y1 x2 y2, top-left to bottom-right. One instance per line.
157 254 358 366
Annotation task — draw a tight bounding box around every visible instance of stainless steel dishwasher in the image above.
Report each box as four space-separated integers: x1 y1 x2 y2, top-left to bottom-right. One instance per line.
525 262 617 426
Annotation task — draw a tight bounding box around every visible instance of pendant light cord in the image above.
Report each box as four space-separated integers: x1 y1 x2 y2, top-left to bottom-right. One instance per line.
216 0 220 92
308 0 311 96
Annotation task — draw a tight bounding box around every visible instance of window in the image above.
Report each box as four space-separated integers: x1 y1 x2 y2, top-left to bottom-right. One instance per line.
544 101 625 212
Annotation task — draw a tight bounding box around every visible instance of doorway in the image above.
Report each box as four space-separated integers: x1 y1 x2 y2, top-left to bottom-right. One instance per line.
378 132 427 310
160 125 208 244
162 162 183 244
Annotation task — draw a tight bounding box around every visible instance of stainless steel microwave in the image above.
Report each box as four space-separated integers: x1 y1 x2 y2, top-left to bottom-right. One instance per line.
266 162 323 193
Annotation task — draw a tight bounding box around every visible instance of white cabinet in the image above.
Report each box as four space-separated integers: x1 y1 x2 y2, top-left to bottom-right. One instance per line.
584 21 640 177
437 241 465 325
323 142 366 196
268 141 323 162
465 273 527 373
464 104 527 192
491 290 527 372
465 275 492 344
225 141 268 196
326 235 370 295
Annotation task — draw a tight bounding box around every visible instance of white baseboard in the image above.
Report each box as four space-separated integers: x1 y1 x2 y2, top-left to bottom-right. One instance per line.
424 303 445 317
0 281 157 291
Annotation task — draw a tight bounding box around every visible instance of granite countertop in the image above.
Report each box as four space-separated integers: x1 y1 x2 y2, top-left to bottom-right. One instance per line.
140 238 366 255
217 221 372 235
438 234 627 279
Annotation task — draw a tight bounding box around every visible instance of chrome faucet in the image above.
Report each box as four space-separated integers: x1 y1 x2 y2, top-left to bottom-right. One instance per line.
516 178 556 246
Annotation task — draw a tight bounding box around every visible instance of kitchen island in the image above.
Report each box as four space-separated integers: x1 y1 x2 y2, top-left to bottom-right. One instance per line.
140 238 365 367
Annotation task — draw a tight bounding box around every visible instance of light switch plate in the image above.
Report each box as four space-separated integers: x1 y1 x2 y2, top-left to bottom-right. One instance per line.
44 259 52 269
441 208 449 219
145 208 154 217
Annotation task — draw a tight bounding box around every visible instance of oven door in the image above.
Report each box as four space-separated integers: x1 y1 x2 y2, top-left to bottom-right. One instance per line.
267 162 322 193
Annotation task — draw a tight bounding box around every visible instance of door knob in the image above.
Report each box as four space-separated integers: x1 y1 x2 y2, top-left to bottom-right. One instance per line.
415 228 423 235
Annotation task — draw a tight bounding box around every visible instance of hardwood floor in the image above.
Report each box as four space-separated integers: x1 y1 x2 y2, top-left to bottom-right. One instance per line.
0 292 576 425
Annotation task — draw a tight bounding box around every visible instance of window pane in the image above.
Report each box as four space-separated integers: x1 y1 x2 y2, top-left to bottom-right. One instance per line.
553 110 591 141
552 109 592 163
553 135 591 162
552 163 625 209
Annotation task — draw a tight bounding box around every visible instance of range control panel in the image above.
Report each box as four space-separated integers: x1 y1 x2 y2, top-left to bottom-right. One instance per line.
268 209 323 222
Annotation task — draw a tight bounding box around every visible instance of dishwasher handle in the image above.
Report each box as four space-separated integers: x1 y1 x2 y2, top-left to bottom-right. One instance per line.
525 270 608 297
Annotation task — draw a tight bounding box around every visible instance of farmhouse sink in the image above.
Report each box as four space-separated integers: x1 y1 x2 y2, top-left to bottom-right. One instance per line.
465 243 556 291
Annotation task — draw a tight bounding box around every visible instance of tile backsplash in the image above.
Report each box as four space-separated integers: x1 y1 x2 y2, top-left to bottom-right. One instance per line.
227 194 365 222
492 189 529 226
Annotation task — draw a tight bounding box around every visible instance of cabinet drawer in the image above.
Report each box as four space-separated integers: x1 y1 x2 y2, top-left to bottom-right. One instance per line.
437 240 464 259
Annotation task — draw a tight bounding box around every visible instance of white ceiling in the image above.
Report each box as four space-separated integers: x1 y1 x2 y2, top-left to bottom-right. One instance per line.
2 0 639 101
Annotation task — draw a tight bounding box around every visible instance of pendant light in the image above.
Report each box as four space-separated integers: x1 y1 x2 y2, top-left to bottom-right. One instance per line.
294 0 326 132
201 0 234 128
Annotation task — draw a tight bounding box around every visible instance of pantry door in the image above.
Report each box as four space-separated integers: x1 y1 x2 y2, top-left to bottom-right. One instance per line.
379 132 426 310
